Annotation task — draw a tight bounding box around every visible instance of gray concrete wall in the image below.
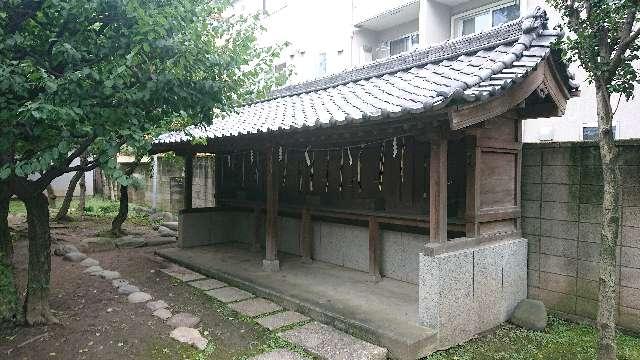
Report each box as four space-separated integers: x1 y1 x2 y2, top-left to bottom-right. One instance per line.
179 210 423 284
418 238 527 350
522 141 640 332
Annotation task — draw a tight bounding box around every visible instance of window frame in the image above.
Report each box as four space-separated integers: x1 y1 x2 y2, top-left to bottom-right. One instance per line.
386 32 420 57
451 0 519 38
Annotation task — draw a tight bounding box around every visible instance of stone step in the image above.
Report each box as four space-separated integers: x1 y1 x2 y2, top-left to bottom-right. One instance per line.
249 349 305 360
280 322 387 360
255 311 308 330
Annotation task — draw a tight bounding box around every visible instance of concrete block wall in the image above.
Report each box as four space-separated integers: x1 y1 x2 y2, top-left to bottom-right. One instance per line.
132 155 215 213
522 141 640 332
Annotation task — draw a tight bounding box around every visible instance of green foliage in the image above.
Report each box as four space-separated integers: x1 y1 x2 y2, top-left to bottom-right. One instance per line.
548 0 640 98
0 0 286 188
427 317 640 360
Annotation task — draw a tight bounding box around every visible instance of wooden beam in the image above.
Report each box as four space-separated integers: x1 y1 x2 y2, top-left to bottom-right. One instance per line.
263 145 280 271
300 207 312 262
429 128 448 243
368 216 382 281
184 153 194 210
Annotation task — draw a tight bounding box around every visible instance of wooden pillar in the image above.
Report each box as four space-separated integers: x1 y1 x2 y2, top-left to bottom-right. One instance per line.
429 129 448 243
184 153 194 210
465 136 480 237
263 145 280 272
253 205 262 252
368 216 382 281
300 207 312 262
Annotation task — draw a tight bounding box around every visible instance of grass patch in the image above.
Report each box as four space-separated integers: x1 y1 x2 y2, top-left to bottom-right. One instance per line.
427 317 640 360
9 197 156 226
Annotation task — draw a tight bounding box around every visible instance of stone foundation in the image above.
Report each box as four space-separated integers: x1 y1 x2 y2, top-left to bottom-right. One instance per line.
418 238 527 349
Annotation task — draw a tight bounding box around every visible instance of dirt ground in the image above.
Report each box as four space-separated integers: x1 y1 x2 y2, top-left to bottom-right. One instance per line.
0 216 280 360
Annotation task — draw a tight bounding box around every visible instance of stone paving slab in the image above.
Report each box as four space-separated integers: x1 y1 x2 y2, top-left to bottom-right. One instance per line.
279 322 387 360
188 278 227 291
255 311 309 330
249 349 305 360
229 298 283 317
205 287 254 303
160 267 206 282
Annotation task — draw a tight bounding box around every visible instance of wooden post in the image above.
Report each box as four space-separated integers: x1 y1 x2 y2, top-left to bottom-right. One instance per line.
368 216 382 281
465 135 479 237
263 145 280 272
184 153 194 210
429 128 448 242
300 207 312 262
253 205 262 252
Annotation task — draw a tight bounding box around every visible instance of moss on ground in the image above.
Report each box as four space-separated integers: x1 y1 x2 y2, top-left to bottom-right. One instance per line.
426 317 640 360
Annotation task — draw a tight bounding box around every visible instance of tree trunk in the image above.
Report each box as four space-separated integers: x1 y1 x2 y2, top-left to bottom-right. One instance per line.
53 169 84 222
22 193 58 325
78 154 87 218
45 184 56 208
0 182 20 325
110 184 129 236
595 80 620 360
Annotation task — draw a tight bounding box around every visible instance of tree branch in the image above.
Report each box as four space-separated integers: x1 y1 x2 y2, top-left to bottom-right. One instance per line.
34 135 97 190
610 15 640 77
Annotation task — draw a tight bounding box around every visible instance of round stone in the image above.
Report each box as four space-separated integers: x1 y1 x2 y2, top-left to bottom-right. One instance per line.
118 284 140 295
112 279 129 288
63 252 87 262
84 266 103 274
79 258 99 267
98 270 121 280
166 313 200 328
146 300 169 311
128 292 152 303
153 308 172 320
170 327 207 350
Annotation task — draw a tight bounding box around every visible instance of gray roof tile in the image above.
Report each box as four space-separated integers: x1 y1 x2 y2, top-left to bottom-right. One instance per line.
155 7 577 146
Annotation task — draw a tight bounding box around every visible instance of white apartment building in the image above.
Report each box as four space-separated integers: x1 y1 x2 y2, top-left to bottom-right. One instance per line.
233 0 640 142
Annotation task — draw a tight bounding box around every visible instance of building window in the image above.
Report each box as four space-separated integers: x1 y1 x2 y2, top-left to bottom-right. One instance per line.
583 126 617 141
388 33 419 57
317 53 327 77
452 1 520 37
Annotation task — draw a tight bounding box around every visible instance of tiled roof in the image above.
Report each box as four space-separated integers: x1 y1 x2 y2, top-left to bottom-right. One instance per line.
155 7 577 145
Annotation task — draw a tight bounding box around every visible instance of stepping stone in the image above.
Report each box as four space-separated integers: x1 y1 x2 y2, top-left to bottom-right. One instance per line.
98 270 121 280
112 279 129 288
53 244 79 256
280 322 387 360
146 300 169 311
249 349 305 360
79 258 99 267
144 238 176 247
255 311 309 330
78 237 116 253
205 287 254 303
84 265 103 274
160 267 206 282
153 308 172 320
162 222 179 231
115 237 146 249
229 298 283 317
158 226 177 238
170 327 207 350
188 278 227 291
118 284 140 295
63 252 87 262
167 312 200 328
128 292 152 303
